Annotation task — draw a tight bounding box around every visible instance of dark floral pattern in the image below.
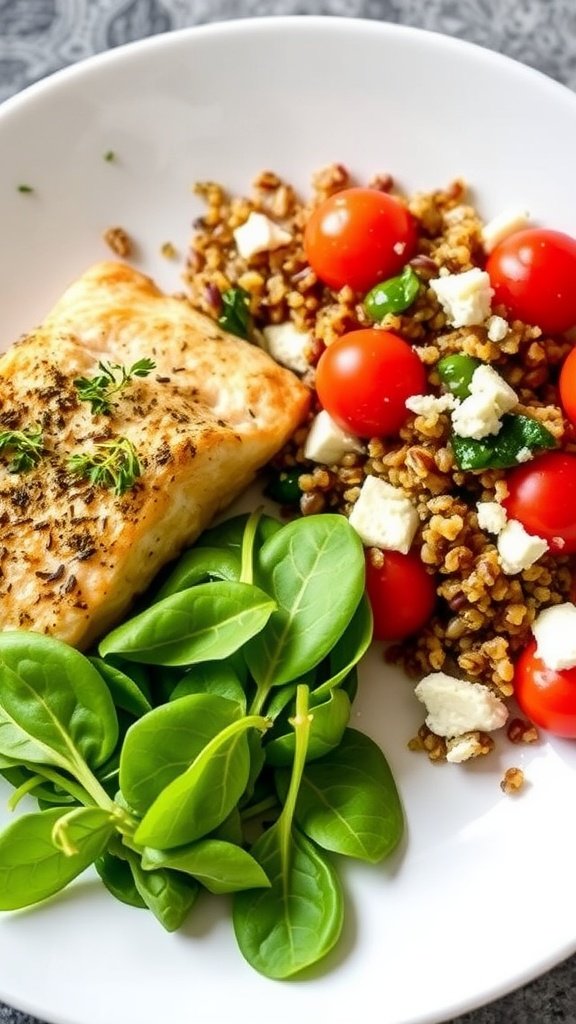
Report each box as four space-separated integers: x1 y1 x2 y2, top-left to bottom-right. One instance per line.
1 0 576 1022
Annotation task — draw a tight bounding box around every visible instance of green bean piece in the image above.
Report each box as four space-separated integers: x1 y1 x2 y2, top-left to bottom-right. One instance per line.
437 353 482 400
363 265 421 322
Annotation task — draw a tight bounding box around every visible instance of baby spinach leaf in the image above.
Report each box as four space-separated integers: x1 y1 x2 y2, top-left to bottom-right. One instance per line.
235 685 343 978
265 690 351 767
211 807 244 845
196 513 282 553
154 547 241 601
99 581 276 666
90 658 153 718
311 595 373 702
244 515 364 694
276 729 404 864
120 694 242 814
0 806 114 910
0 632 118 772
127 852 198 932
142 839 270 894
170 663 246 710
134 714 269 848
233 825 343 978
95 849 147 909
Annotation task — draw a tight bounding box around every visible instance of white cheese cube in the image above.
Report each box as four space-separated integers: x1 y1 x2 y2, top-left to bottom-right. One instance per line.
415 672 508 738
451 364 518 440
532 603 576 671
486 315 509 343
429 268 494 328
348 475 419 554
304 410 364 465
481 208 530 253
497 519 548 574
262 321 311 374
233 211 292 260
477 501 507 535
405 393 458 417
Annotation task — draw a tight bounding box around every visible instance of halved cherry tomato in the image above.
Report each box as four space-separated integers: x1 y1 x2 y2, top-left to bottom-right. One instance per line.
514 640 576 737
486 228 576 335
365 549 437 642
558 346 576 426
315 328 426 438
304 188 417 293
503 452 576 554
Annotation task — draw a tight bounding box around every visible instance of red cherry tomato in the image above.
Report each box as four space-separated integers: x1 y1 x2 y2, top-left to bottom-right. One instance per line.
486 228 576 335
503 452 576 554
558 346 576 426
304 188 417 293
315 329 426 438
365 550 437 642
514 640 576 737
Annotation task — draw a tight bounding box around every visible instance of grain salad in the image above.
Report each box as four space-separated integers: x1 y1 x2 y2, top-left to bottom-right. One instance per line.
185 164 576 769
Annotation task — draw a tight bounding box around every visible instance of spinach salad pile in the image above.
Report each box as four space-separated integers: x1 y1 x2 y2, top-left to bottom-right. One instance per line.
0 511 403 978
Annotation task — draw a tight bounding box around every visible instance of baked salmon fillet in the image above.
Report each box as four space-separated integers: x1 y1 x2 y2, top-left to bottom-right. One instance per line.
0 261 309 648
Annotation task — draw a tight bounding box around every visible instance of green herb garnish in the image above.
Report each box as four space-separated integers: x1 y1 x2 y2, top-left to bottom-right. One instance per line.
218 287 252 339
17 184 34 194
74 358 156 415
103 151 116 162
68 437 142 495
0 426 44 473
451 413 556 470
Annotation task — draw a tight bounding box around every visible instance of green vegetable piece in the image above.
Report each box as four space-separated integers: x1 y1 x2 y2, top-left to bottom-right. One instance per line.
170 663 247 710
234 686 343 979
134 713 269 848
154 547 241 601
89 658 153 718
120 693 242 814
95 849 147 909
195 512 282 553
127 852 199 932
211 807 244 845
276 728 404 864
312 593 373 702
264 470 302 506
451 413 556 471
0 425 44 473
0 807 114 910
363 265 421 322
218 287 252 339
265 689 351 767
245 515 365 700
437 353 482 400
141 839 270 894
0 632 118 773
99 580 276 666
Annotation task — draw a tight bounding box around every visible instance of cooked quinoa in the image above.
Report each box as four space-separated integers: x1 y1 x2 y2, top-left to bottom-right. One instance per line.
184 164 576 767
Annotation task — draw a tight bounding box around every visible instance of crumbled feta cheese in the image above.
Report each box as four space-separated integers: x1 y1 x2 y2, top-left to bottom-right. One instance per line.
429 268 494 328
515 446 533 464
451 364 518 440
348 476 419 554
486 314 509 343
497 519 548 574
405 393 458 417
532 603 576 671
233 211 292 259
303 410 364 465
262 321 311 374
445 733 485 764
481 207 530 253
477 501 508 535
415 672 509 738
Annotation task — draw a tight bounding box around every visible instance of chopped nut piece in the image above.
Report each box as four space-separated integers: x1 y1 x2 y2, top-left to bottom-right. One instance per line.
500 767 525 794
103 226 133 258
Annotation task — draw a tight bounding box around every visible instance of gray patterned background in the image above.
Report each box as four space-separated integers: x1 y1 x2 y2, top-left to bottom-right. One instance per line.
1 0 576 1022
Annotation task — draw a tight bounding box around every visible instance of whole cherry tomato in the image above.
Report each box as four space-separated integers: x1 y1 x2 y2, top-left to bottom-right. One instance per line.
365 549 437 642
304 188 417 293
558 346 576 427
487 228 576 335
503 452 576 555
514 640 576 738
315 328 426 438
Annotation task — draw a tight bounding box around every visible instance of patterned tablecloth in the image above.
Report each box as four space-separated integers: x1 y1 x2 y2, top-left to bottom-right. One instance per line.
1 1 576 1023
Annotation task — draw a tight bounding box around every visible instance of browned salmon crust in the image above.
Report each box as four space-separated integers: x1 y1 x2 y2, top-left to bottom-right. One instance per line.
0 261 310 648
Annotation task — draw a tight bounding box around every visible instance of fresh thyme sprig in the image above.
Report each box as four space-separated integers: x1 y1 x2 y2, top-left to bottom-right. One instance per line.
68 437 142 496
74 358 156 415
0 426 44 473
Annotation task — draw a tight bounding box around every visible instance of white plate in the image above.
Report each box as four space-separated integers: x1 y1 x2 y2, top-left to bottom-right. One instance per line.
1 16 576 1024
